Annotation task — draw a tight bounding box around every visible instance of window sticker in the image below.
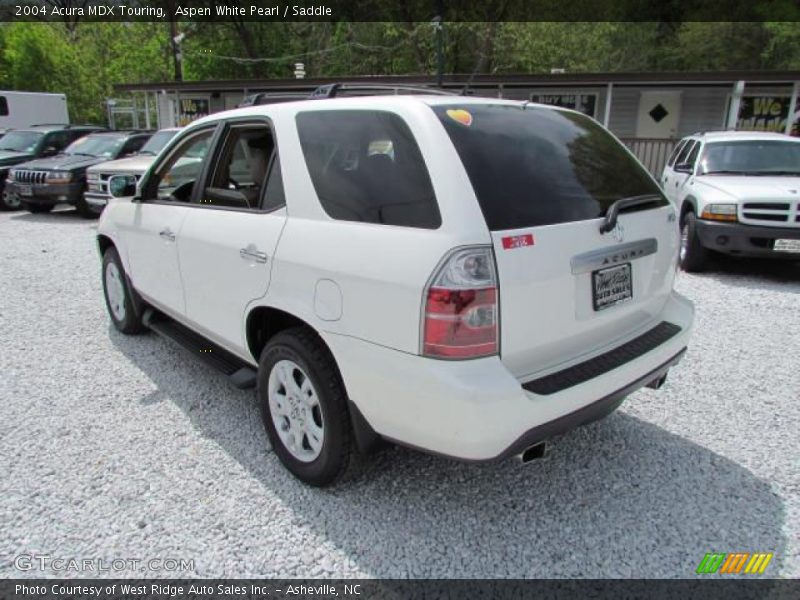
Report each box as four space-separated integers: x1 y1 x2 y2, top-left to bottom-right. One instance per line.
446 109 473 127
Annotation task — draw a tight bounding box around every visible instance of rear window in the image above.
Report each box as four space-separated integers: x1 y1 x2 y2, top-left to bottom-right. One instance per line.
433 104 666 231
296 110 440 229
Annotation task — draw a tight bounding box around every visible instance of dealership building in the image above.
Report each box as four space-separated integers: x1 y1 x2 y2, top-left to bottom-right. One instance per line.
114 69 800 175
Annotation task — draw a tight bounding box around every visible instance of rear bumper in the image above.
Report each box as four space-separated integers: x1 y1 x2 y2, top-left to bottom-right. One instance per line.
695 219 800 258
4 181 84 206
323 290 694 461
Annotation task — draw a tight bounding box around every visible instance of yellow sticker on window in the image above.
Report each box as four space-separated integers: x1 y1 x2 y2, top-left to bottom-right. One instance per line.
446 109 473 127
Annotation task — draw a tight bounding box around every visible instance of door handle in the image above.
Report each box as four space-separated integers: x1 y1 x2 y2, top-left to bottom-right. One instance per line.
159 228 176 242
239 245 268 263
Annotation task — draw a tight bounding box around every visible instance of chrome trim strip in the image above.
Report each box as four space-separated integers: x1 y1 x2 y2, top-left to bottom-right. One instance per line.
571 238 658 274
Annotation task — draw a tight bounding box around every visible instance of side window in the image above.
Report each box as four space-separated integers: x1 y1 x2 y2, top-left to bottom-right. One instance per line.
144 129 214 203
675 140 696 166
667 139 688 167
43 132 70 152
120 135 148 157
296 110 441 229
202 124 274 210
0 97 8 117
262 155 285 211
684 142 701 170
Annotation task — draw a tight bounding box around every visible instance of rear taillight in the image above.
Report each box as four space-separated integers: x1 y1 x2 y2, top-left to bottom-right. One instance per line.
422 246 499 359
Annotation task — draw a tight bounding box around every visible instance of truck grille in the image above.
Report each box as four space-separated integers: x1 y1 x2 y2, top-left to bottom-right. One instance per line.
14 170 48 184
740 201 800 226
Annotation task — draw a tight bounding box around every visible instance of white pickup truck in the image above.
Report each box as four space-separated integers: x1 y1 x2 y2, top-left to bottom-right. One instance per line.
661 131 800 271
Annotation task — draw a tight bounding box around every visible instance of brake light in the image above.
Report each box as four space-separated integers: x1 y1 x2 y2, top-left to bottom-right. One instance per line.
422 247 499 359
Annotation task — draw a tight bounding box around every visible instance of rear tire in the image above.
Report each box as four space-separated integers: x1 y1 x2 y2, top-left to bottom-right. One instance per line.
257 327 357 487
102 247 145 334
679 212 709 273
21 201 53 214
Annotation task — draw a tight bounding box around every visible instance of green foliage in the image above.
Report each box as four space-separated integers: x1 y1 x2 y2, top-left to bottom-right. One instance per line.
1 21 798 126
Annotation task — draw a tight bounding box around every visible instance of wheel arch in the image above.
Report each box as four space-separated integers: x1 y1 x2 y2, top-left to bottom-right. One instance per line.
680 196 698 223
246 305 382 454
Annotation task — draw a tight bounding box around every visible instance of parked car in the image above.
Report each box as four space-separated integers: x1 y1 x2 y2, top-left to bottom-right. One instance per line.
5 130 153 218
84 128 181 215
662 131 800 271
0 124 104 210
97 90 694 486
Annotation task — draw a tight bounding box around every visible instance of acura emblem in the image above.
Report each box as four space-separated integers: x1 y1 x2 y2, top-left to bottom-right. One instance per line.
611 221 625 243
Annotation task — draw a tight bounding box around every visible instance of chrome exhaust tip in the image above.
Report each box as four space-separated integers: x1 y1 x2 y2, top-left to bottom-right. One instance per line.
518 442 547 464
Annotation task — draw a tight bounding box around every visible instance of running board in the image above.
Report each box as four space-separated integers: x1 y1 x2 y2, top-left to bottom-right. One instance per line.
142 308 257 389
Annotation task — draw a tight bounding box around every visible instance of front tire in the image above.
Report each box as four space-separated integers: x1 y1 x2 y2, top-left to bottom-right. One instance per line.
102 247 144 334
257 327 356 487
0 188 21 211
679 212 710 272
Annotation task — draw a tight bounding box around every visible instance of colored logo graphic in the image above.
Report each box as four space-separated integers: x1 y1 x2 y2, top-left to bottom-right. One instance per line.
696 552 773 575
446 109 473 127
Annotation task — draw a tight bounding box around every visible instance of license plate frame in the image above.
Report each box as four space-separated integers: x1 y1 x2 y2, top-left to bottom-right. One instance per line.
592 263 633 311
774 239 800 254
18 184 32 197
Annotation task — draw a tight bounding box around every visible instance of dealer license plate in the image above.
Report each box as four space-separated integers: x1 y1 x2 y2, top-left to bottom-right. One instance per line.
592 263 632 311
774 239 800 254
18 184 32 197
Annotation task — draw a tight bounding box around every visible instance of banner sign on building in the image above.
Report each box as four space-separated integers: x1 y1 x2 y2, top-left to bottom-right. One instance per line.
530 94 597 117
736 95 800 135
176 97 210 127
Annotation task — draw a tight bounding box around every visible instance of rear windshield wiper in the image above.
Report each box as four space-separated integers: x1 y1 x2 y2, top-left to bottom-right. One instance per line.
599 195 663 234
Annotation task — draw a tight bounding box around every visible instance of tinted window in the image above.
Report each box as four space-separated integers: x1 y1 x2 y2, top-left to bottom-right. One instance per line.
0 97 7 117
296 110 440 229
433 104 665 231
44 131 71 152
120 135 150 156
698 140 800 175
667 139 688 167
262 155 285 211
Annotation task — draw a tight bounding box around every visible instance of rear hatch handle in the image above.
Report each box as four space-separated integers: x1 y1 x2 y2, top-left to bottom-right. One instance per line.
599 194 663 234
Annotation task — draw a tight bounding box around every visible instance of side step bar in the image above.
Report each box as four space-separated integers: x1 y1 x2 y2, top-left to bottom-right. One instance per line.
142 308 257 389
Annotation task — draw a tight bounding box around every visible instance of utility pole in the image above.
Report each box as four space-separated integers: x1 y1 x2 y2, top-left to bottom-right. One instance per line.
432 15 444 88
169 18 184 81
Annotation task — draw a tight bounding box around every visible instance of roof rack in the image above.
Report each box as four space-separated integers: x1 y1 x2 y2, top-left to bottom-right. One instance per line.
238 92 309 108
308 83 456 99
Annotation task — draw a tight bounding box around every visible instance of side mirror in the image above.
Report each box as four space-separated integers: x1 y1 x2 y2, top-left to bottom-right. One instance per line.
108 174 137 198
674 162 693 174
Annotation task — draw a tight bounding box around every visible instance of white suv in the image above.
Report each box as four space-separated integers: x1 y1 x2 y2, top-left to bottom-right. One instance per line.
661 131 800 271
97 88 694 486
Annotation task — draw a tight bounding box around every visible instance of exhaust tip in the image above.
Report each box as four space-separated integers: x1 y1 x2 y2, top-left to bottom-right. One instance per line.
519 442 547 464
646 373 668 390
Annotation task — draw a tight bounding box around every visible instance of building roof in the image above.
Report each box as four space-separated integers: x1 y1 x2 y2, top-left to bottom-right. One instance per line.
115 70 800 94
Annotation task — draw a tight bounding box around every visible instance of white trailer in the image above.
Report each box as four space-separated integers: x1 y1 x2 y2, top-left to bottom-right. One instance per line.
0 91 69 130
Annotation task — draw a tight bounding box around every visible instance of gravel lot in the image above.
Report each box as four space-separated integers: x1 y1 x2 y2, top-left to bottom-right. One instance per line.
1 207 798 579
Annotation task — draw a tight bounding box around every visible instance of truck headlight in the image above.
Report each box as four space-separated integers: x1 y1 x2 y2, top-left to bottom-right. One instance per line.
700 203 737 222
86 172 100 182
45 171 73 184
7 170 17 182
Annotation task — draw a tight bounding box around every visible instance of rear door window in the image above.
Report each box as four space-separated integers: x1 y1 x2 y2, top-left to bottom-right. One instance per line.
296 110 440 229
433 104 666 231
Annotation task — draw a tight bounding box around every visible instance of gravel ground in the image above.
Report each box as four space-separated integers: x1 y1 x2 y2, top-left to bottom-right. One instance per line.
0 207 798 579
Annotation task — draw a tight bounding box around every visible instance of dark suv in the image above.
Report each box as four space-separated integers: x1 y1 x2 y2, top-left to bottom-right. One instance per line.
6 130 153 217
0 124 104 211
